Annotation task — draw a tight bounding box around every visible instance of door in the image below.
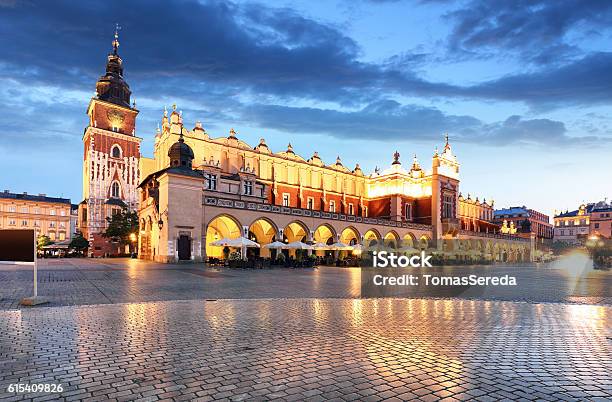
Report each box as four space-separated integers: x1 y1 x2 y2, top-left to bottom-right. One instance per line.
178 235 191 261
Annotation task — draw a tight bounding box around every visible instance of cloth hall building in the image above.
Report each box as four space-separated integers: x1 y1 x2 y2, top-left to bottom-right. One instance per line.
79 32 531 261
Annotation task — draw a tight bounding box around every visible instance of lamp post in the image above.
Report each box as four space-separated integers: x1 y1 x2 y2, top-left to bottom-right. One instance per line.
129 232 137 258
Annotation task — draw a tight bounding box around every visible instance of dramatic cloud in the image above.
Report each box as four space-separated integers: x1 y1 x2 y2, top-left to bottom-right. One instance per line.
444 0 612 64
242 101 605 147
1 0 611 110
465 52 612 108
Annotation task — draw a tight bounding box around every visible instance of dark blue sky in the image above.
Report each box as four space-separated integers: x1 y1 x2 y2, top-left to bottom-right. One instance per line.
1 0 611 216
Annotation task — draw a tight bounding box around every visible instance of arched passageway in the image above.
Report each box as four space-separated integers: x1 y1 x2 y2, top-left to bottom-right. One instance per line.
206 214 242 258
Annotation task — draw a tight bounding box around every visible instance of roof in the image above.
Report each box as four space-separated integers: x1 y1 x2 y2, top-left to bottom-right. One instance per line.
494 207 528 217
138 166 203 188
555 203 596 218
0 191 70 204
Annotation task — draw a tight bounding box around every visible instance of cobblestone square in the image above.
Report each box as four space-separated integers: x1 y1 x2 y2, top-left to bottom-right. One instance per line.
0 256 610 401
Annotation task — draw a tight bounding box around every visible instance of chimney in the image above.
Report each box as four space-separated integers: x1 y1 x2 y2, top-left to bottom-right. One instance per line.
39 193 46 197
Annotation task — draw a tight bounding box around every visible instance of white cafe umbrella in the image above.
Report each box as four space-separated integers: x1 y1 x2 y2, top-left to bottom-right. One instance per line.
284 241 314 250
312 242 330 250
329 242 352 251
209 237 235 247
210 237 259 260
263 241 287 249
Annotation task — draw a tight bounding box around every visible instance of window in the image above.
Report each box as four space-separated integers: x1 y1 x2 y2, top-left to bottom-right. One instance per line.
8 206 15 212
204 173 217 190
60 210 65 216
34 220 40 227
282 194 290 207
21 207 28 213
9 219 16 226
59 222 66 229
112 126 120 133
33 207 40 214
49 222 56 228
307 197 314 210
364 206 368 217
595 223 600 229
59 232 66 241
442 194 455 219
243 181 253 196
50 209 56 216
49 232 56 241
21 220 28 227
329 200 336 213
111 182 120 198
348 203 354 215
111 145 121 158
405 203 412 221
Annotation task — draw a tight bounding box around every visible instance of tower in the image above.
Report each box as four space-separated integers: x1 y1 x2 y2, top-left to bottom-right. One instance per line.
78 27 141 256
431 133 460 248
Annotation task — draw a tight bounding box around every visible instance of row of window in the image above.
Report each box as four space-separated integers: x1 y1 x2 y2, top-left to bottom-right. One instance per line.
0 205 67 215
5 219 66 228
281 194 368 216
555 219 588 226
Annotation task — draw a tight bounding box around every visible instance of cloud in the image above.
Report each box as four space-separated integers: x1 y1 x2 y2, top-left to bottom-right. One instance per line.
443 0 612 65
465 52 612 108
242 100 606 147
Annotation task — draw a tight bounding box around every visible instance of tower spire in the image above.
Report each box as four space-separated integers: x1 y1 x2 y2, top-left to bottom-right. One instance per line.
112 23 121 55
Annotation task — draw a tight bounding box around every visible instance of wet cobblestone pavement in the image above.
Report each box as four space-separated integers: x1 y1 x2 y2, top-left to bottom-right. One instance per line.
0 298 610 401
0 255 611 309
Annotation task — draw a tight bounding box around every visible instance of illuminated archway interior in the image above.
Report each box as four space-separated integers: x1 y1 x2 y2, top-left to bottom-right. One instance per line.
206 215 241 258
249 219 277 258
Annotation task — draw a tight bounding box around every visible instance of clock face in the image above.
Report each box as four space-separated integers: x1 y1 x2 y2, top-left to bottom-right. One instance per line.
107 109 125 126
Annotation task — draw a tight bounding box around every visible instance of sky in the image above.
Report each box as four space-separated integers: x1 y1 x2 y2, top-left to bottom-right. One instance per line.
0 0 611 218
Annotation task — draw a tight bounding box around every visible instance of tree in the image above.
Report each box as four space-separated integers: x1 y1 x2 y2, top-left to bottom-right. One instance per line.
37 234 53 251
103 209 139 247
70 232 89 255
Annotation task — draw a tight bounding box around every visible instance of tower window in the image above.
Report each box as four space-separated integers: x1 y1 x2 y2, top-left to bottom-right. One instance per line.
348 203 354 215
111 145 121 158
442 194 455 219
111 182 120 198
329 200 336 213
282 194 290 207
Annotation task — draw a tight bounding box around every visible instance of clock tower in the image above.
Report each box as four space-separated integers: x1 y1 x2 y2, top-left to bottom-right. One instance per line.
79 28 141 256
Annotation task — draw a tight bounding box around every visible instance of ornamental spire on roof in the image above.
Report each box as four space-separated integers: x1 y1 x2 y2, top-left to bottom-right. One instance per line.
444 132 451 152
112 23 121 55
392 150 401 165
95 24 131 107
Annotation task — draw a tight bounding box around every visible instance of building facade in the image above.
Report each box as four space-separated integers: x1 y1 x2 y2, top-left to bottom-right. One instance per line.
553 203 593 244
494 206 553 243
78 30 141 257
0 191 71 241
137 112 531 263
589 201 612 239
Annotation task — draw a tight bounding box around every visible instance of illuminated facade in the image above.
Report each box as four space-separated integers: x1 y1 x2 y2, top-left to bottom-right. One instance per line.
137 111 531 263
78 30 141 257
0 191 71 241
554 201 612 243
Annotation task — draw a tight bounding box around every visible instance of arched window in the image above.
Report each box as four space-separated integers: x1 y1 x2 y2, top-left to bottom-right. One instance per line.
111 182 120 198
111 145 121 158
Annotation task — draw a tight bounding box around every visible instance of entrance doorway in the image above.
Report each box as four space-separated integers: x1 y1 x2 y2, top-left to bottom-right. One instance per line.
178 235 191 261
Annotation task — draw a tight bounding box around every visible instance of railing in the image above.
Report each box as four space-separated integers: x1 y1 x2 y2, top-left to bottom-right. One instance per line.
203 196 432 231
459 229 530 242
